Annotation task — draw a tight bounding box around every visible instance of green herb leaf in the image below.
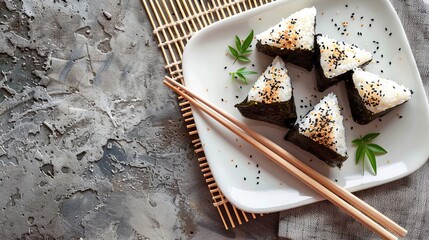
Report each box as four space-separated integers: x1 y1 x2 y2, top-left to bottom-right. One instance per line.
366 149 377 174
237 56 251 62
367 143 387 154
235 72 247 84
352 139 363 145
235 36 242 52
362 132 380 142
242 30 254 51
352 133 387 176
241 49 252 54
229 72 236 80
227 30 254 64
228 45 239 58
355 145 365 164
229 67 257 85
239 70 258 75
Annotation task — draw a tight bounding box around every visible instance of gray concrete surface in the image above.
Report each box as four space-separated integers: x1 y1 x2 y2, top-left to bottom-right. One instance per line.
0 0 277 239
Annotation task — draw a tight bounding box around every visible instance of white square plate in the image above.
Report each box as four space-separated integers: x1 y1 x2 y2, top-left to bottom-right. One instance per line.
182 0 429 213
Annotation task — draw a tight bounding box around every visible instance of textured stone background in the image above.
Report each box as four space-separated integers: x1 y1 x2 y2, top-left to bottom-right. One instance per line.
0 0 277 239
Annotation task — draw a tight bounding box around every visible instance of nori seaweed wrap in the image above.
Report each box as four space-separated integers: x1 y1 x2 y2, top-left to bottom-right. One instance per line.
285 93 348 167
345 68 413 124
235 56 297 128
315 35 372 92
255 7 316 71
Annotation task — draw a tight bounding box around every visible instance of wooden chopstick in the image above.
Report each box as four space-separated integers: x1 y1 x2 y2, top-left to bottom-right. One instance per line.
164 77 405 239
164 77 407 238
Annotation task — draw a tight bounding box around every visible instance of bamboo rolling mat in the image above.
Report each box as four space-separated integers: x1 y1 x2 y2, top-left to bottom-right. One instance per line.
141 0 273 230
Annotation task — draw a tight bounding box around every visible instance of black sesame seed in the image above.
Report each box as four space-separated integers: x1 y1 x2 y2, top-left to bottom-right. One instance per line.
256 164 259 168
385 27 388 31
235 96 239 98
244 177 246 180
379 118 382 122
369 24 372 27
250 155 252 158
345 4 348 7
258 170 261 174
224 66 227 69
235 165 237 168
399 48 402 51
351 126 354 130
389 61 392 65
399 115 403 119
371 18 374 21
389 32 392 36
257 182 259 185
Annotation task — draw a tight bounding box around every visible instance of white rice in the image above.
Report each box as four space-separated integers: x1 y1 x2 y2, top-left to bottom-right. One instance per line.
248 56 292 103
256 7 316 51
317 35 372 79
352 68 413 114
297 93 347 157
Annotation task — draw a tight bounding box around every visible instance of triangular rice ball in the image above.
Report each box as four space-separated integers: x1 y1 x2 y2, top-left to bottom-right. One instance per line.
315 35 372 92
256 7 317 71
346 68 413 124
285 93 348 167
235 56 297 127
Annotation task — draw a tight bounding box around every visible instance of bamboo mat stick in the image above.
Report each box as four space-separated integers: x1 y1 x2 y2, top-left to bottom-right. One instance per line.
164 77 405 239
